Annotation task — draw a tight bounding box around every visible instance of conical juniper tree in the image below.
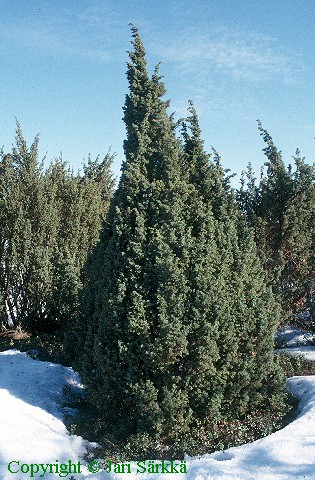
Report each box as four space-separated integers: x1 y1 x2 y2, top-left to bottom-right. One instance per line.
0 149 17 326
0 124 53 329
47 152 115 331
75 29 286 453
77 25 192 440
180 103 222 421
256 122 293 276
181 106 285 425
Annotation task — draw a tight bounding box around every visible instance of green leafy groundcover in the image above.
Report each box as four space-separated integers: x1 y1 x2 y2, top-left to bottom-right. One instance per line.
0 331 68 365
69 383 298 460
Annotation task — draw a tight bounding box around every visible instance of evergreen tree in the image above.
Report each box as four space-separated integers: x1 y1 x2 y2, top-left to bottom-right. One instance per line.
0 149 17 326
237 162 259 225
181 106 284 422
39 152 115 332
256 121 293 265
0 124 114 332
74 31 285 452
237 123 315 325
76 25 192 439
180 104 222 420
282 151 315 323
0 124 53 329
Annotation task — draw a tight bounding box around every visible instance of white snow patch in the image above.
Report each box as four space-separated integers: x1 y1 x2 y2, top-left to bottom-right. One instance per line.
0 350 88 479
275 326 315 348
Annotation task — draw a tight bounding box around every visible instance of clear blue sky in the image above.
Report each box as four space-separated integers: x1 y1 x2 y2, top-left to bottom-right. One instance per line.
1 0 314 183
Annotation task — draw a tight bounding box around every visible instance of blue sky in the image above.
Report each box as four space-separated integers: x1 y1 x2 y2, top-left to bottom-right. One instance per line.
1 0 314 183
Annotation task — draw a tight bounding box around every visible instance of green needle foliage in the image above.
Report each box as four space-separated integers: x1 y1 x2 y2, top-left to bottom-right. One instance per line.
0 123 114 333
76 25 192 439
237 122 315 326
73 27 286 453
181 105 284 422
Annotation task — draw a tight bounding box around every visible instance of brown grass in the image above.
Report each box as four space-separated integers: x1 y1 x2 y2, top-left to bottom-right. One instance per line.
0 327 31 340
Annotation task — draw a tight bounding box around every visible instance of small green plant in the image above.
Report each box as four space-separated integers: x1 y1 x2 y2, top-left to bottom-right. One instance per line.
276 351 315 377
0 330 68 365
274 333 288 349
68 390 298 460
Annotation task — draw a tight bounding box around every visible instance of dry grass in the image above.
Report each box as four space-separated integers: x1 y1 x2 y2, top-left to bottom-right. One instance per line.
0 327 31 340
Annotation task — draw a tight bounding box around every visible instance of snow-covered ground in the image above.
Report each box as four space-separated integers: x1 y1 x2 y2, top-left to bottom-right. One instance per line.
276 325 315 360
275 326 315 348
0 349 314 480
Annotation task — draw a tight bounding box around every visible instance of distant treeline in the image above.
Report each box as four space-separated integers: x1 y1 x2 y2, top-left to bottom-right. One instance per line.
1 122 313 334
0 123 115 332
238 123 315 328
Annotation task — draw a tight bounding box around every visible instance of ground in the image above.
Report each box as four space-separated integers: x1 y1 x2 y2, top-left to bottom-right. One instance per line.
0 328 314 480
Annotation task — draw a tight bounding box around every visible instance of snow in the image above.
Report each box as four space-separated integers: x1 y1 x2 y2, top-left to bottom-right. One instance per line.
276 325 315 360
275 326 315 348
186 375 315 480
0 349 315 480
0 350 87 478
